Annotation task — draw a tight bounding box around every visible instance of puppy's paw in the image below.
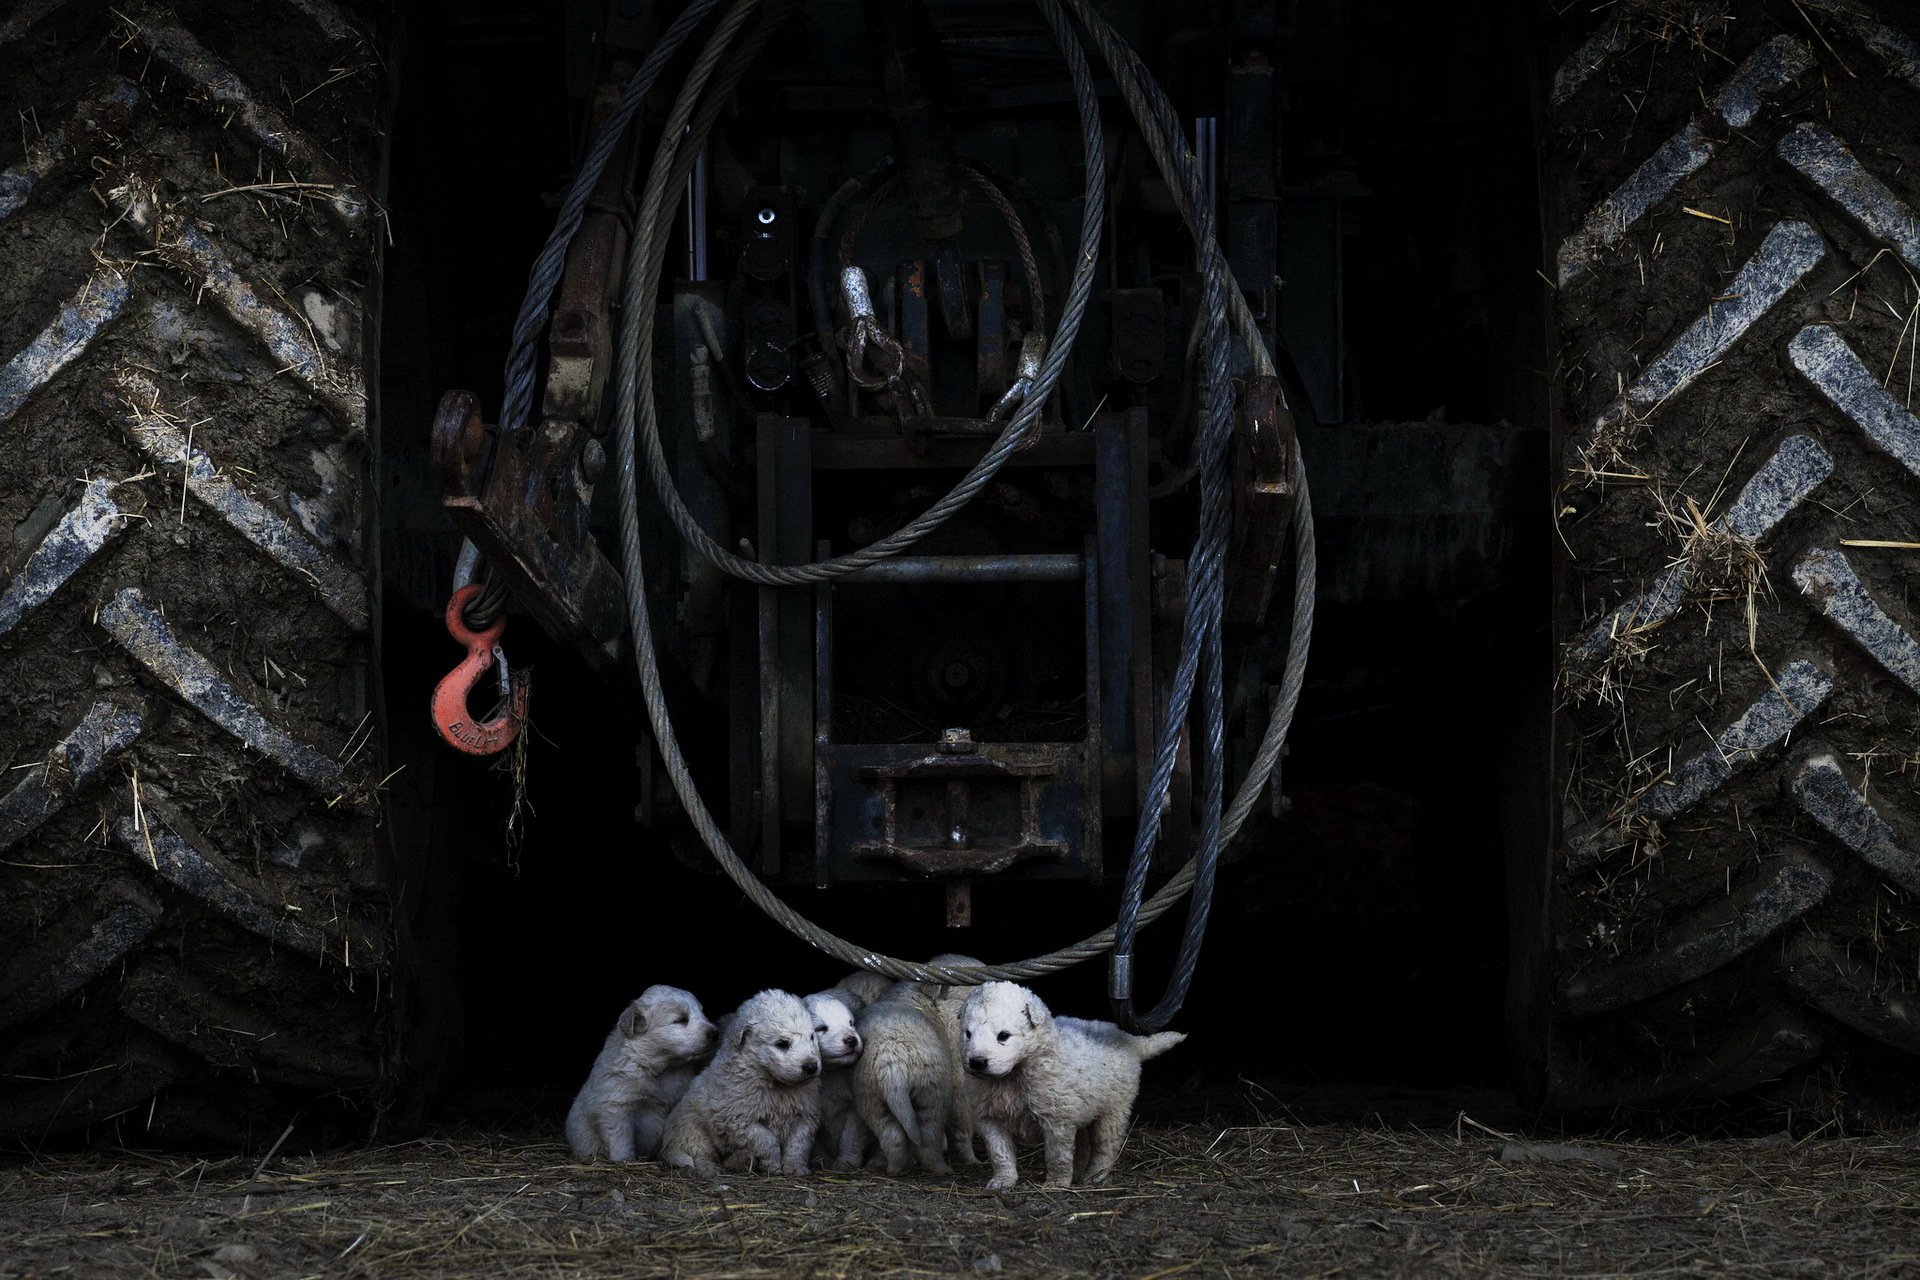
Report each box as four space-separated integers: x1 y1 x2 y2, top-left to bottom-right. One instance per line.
985 1172 1018 1191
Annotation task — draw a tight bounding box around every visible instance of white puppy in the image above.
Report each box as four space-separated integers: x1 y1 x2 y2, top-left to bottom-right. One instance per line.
961 981 1185 1190
825 968 894 1013
710 968 884 1048
565 985 717 1162
805 991 865 1167
914 953 985 1165
661 989 822 1176
851 989 951 1174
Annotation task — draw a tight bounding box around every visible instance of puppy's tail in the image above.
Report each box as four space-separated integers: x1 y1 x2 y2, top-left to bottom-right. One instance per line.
1131 1030 1187 1061
880 1064 920 1137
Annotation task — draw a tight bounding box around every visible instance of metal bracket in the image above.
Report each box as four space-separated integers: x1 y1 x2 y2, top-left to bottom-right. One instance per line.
1226 374 1296 626
811 539 1103 888
432 389 623 669
850 729 1071 876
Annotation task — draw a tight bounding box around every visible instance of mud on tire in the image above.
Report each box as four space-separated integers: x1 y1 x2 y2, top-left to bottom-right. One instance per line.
0 0 395 1146
1545 0 1920 1111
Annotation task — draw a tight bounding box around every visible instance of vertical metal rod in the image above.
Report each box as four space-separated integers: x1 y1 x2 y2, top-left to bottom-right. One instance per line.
813 539 834 890
1082 534 1104 885
757 584 781 875
1193 116 1218 267
686 137 710 282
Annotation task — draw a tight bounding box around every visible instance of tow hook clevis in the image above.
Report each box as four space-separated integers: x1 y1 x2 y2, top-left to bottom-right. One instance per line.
840 265 933 417
431 584 529 755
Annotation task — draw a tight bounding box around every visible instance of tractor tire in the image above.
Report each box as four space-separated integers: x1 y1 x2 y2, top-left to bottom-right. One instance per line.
1543 0 1920 1113
0 0 398 1148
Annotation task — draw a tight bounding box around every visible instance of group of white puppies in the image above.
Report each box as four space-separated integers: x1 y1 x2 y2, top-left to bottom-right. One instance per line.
563 959 1186 1189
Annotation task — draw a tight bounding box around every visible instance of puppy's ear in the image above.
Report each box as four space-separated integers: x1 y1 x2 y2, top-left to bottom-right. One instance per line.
619 1004 647 1037
1023 1003 1036 1029
737 1022 753 1051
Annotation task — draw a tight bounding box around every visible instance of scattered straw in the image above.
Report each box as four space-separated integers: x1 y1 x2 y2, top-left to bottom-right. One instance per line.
5 1117 1917 1278
1658 491 1766 601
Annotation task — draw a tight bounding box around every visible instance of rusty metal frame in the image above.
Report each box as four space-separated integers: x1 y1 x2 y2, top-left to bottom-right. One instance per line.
808 539 1103 887
431 390 623 669
1225 374 1296 626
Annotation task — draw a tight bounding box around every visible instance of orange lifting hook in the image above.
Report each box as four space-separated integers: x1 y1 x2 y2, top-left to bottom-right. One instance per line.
431 584 529 755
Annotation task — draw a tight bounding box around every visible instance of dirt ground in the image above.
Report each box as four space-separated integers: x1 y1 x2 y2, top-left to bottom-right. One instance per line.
4 1092 1918 1279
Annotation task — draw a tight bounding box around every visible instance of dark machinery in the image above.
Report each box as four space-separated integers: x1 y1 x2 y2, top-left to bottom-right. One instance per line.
16 0 1920 1144
427 0 1315 1029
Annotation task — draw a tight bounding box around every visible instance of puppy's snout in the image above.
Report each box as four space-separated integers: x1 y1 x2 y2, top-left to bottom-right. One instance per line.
841 1034 861 1053
802 1059 820 1077
967 1055 989 1073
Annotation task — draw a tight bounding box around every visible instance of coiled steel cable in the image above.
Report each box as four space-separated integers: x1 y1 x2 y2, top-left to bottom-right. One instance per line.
835 163 1047 416
960 165 1048 334
1046 2 1315 870
1050 0 1233 1030
613 0 1163 986
590 0 1314 995
467 0 743 628
836 165 1046 332
1058 0 1315 1029
623 104 1091 587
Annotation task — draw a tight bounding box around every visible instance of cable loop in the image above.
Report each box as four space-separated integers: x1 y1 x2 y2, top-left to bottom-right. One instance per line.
837 264 933 415
489 0 1317 1011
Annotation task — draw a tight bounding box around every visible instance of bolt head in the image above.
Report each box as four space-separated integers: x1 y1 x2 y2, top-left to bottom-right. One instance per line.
580 438 606 484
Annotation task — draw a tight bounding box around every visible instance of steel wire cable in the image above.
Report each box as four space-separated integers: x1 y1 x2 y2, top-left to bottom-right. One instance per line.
497 0 731 440
961 164 1048 332
1049 0 1313 871
838 175 900 265
612 0 1176 986
665 1 796 218
622 75 1096 588
1054 0 1234 1029
467 0 740 632
592 0 1314 993
1062 0 1276 384
810 161 895 360
838 165 1047 332
1052 0 1316 1029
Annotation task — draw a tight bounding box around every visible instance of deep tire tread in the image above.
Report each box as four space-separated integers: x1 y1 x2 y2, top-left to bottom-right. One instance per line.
0 0 389 1146
1549 0 1920 1109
